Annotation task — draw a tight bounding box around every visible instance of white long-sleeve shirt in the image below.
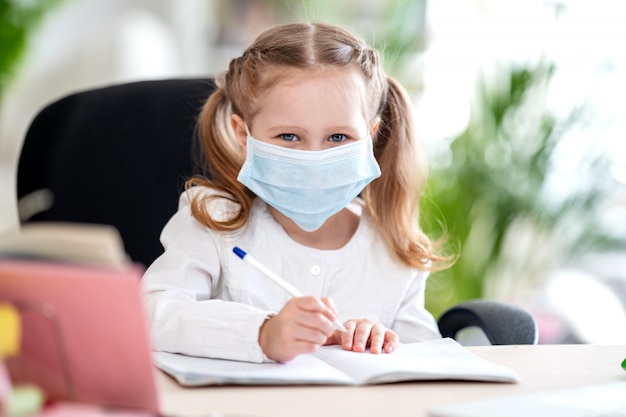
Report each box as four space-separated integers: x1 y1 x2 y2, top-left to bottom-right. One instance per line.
141 187 441 363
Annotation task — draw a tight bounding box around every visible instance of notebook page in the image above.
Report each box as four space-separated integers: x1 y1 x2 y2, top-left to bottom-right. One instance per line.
313 338 519 385
154 351 354 386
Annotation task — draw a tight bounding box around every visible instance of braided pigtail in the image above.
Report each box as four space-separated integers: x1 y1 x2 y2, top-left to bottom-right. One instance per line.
362 77 451 271
185 75 255 231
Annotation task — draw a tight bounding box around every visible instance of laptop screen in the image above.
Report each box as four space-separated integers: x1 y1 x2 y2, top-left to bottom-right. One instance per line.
0 259 159 413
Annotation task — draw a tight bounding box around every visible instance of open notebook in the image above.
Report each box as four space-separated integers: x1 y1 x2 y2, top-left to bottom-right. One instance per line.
155 338 519 386
0 258 159 413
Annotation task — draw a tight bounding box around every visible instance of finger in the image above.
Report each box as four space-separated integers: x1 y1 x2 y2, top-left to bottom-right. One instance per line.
291 323 333 345
340 321 357 350
317 297 339 327
297 296 332 316
294 312 336 338
295 297 337 334
288 297 336 337
352 320 374 353
368 324 386 354
273 299 332 342
259 316 322 362
383 330 399 353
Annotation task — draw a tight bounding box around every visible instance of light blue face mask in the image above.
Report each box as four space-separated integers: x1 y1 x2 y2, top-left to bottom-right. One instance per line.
237 134 381 232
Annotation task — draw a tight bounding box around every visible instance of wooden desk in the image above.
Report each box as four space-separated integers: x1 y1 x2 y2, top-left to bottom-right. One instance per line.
157 344 626 417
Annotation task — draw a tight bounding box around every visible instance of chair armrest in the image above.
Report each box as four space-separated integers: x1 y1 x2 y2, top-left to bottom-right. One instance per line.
437 299 538 345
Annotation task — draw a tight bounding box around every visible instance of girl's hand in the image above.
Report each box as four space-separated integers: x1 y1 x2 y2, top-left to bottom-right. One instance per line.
258 296 337 362
325 319 399 354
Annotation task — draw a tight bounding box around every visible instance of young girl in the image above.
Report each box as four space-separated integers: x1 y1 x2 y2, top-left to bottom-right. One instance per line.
141 22 449 363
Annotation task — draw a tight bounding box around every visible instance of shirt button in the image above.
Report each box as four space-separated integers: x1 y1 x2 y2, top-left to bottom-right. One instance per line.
310 265 321 276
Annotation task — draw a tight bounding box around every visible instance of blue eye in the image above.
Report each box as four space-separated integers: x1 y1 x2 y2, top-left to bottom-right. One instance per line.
279 134 298 142
329 134 347 143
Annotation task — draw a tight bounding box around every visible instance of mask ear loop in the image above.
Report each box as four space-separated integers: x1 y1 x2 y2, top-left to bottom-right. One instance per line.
244 124 251 137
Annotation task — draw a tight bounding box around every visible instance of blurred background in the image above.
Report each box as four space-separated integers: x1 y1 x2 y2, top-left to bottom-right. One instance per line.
1 0 625 344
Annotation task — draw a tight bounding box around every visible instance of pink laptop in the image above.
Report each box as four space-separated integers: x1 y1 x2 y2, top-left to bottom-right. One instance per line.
0 259 159 413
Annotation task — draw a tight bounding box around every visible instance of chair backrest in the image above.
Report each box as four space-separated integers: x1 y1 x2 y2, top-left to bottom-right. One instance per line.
17 79 216 267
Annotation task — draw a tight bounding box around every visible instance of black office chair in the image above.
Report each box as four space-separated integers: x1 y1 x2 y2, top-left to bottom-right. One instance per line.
16 78 538 345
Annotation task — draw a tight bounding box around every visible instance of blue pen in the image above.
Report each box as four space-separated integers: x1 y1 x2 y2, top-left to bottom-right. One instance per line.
233 246 347 332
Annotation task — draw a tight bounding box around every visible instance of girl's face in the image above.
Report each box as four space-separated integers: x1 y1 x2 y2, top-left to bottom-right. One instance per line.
232 69 377 151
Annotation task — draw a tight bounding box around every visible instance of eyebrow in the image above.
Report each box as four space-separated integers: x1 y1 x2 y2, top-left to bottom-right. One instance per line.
267 126 360 134
266 126 308 134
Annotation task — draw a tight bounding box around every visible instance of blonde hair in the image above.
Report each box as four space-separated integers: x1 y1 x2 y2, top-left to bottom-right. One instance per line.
187 22 450 271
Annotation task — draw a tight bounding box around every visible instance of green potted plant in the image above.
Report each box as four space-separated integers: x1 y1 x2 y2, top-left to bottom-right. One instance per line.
421 60 617 317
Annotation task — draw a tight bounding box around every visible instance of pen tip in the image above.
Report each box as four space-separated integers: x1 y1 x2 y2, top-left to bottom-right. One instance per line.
233 247 247 259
